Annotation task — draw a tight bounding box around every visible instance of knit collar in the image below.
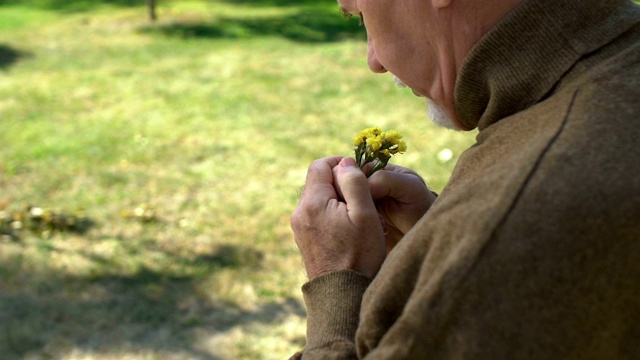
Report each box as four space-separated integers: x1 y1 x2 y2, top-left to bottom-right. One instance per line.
454 0 640 131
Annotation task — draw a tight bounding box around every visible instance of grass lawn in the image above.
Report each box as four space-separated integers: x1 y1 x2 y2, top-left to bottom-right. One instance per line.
0 1 475 359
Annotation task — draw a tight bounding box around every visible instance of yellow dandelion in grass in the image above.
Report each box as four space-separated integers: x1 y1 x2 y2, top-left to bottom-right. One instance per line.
353 126 407 177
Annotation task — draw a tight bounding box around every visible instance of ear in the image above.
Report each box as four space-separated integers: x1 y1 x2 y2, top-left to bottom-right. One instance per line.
432 0 452 9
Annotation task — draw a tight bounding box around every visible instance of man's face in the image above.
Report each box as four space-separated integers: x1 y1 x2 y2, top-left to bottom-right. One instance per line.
338 0 464 130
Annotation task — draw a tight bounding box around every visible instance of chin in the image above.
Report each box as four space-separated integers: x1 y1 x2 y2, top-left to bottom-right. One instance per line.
425 99 461 130
392 74 461 131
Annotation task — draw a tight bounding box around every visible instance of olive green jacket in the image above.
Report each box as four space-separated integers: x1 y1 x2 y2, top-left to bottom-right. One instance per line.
292 0 640 358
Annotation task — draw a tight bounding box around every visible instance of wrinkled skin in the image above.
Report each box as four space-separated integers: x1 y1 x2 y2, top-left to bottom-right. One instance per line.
291 156 435 280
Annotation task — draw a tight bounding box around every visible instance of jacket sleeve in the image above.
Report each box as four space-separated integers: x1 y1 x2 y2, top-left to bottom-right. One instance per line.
290 270 372 360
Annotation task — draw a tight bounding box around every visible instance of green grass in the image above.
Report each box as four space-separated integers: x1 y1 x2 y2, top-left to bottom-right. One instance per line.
0 1 475 359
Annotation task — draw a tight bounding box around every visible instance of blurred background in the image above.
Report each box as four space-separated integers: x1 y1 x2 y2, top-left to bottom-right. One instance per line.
0 0 476 358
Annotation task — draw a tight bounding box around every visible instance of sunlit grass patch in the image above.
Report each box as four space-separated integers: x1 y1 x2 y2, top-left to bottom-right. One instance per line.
0 5 58 30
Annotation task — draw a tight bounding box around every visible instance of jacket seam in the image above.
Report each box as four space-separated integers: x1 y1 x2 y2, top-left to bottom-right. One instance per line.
488 89 578 239
447 88 580 307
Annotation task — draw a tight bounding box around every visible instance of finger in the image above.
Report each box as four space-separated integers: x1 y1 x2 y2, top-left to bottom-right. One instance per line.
368 170 427 201
379 163 420 176
302 156 345 201
335 157 377 214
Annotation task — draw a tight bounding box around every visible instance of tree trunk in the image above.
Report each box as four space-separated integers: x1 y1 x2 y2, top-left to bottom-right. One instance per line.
148 0 157 22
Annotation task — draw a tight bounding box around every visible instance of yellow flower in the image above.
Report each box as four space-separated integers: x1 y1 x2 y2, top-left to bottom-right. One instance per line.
367 135 383 151
352 133 366 146
385 130 402 142
353 127 407 177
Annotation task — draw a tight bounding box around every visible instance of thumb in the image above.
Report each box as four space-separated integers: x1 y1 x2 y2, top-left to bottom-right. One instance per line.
335 157 377 213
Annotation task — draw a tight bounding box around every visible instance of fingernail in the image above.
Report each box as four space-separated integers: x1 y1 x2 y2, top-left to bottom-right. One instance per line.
340 157 357 168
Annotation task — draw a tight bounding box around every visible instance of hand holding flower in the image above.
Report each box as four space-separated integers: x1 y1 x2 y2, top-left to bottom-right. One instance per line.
291 156 387 280
351 127 435 253
368 164 436 253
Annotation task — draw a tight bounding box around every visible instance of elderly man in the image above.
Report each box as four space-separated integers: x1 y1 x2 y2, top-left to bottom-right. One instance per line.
291 0 640 358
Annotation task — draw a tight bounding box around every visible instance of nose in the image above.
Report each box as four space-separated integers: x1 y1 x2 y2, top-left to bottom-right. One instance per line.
367 36 387 73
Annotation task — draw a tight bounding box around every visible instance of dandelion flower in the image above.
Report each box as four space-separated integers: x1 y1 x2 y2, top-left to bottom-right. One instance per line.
353 127 407 177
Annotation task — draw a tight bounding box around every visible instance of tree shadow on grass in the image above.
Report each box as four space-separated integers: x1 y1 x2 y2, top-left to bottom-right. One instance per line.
140 9 366 43
0 242 305 359
0 44 31 69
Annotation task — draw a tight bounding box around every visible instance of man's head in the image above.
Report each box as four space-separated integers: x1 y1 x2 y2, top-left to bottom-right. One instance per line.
339 0 523 130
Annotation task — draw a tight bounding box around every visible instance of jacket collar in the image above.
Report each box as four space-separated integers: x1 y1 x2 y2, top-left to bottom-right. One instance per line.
454 0 640 131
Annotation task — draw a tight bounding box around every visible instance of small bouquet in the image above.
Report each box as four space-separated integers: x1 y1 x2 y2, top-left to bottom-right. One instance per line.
353 126 407 177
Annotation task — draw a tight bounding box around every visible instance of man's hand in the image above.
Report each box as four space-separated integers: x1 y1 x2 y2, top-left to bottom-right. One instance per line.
368 164 436 253
291 156 387 280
